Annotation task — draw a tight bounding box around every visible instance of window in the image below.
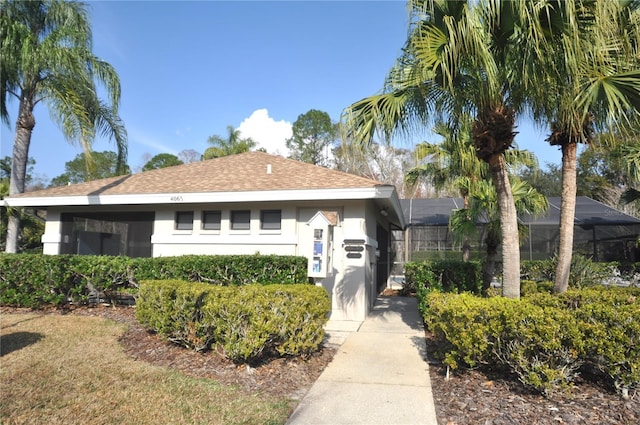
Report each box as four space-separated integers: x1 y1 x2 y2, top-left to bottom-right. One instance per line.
231 210 251 230
175 211 194 230
261 209 281 230
202 210 221 230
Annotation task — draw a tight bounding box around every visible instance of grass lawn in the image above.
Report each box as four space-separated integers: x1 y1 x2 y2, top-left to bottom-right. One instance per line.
0 313 292 425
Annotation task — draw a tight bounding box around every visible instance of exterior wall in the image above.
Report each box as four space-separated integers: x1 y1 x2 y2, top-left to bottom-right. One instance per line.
151 202 298 257
41 210 62 255
304 201 381 322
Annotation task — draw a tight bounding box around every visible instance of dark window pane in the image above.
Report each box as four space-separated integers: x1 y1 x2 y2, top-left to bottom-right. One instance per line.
231 210 251 230
202 210 221 230
261 210 281 230
175 211 194 230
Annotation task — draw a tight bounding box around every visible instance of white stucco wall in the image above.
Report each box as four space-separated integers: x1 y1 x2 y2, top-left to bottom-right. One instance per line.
151 204 298 257
41 210 62 255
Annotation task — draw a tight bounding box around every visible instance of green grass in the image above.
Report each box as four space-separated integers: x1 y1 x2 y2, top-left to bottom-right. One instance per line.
0 313 292 425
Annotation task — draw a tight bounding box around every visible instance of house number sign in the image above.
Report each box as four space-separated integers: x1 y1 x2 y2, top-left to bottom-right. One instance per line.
170 195 184 202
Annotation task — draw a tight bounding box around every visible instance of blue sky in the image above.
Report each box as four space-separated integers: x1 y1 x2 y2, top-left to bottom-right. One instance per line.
1 0 560 183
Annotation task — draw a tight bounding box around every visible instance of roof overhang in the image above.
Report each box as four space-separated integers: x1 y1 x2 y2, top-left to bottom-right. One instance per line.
4 186 398 208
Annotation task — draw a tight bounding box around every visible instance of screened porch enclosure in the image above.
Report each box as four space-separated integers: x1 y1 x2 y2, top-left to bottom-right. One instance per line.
397 197 640 264
59 212 154 257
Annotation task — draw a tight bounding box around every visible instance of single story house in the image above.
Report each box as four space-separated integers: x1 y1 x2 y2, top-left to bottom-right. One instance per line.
4 151 405 323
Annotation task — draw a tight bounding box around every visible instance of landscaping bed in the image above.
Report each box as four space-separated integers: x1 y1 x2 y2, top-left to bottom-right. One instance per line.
1 304 335 401
426 331 639 425
3 301 638 424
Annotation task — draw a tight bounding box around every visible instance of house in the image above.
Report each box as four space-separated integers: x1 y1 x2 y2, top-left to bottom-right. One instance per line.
4 151 405 323
398 197 640 263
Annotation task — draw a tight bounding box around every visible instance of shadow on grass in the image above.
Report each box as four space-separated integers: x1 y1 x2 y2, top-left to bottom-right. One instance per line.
1 332 44 357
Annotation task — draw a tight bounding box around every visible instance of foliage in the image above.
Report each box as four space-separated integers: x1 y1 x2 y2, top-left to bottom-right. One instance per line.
0 254 309 308
141 153 183 171
405 260 482 314
177 148 201 164
49 151 131 187
343 0 569 299
538 0 640 294
0 156 35 182
130 254 308 285
521 255 611 289
422 287 640 396
333 139 417 197
518 162 563 197
136 280 331 363
2 0 127 253
286 109 337 166
203 125 256 160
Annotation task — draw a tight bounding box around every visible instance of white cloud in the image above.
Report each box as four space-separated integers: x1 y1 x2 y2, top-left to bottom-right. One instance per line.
237 109 292 156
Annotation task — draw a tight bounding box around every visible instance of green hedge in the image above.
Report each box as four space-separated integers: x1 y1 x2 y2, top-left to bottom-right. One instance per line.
0 254 308 308
136 280 331 363
422 287 640 397
405 260 482 295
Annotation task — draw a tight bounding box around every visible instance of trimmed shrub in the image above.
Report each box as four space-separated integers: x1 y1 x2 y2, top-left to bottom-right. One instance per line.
405 260 482 295
136 280 331 364
422 287 639 397
131 255 307 285
0 254 308 308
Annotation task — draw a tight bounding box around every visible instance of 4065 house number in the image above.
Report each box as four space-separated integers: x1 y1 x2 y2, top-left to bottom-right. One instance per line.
170 195 183 202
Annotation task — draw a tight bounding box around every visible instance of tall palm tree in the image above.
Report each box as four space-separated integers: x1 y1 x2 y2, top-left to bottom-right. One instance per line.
1 0 127 253
535 1 640 293
343 0 549 298
450 178 549 294
203 125 256 159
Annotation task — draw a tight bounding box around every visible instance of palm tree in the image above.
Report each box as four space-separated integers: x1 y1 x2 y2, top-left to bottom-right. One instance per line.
450 178 549 294
203 126 256 160
1 0 127 253
343 0 550 298
408 118 540 263
406 118 485 260
535 1 640 293
621 143 640 210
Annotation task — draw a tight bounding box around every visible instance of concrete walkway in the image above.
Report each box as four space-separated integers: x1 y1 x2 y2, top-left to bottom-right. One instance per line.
287 296 438 425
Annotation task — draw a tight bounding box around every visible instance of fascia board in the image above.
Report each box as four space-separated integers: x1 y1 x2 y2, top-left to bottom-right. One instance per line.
5 186 396 208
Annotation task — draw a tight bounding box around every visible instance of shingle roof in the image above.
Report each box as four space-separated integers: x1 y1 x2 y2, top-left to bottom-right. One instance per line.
11 151 385 198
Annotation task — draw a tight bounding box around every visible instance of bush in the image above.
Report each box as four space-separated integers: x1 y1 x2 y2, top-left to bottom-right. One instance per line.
131 255 307 285
405 260 482 295
136 280 331 364
0 253 308 308
520 280 553 296
422 287 640 397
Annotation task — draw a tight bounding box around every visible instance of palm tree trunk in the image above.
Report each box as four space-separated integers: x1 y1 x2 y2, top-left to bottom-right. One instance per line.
553 142 578 294
482 239 499 294
5 95 35 253
488 153 520 299
462 194 471 261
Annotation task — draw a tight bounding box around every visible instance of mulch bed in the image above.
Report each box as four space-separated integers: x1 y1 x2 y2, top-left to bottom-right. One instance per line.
425 330 639 425
2 302 638 424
